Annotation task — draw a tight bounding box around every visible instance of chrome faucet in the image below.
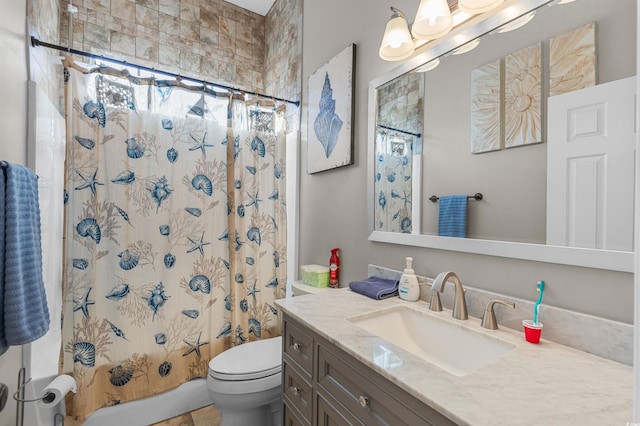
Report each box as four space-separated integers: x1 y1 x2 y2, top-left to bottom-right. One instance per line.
430 271 468 320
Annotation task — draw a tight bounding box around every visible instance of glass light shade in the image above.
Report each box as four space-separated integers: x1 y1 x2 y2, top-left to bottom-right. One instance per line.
495 11 536 33
414 58 440 72
411 0 454 40
458 0 505 15
451 38 480 55
379 13 415 61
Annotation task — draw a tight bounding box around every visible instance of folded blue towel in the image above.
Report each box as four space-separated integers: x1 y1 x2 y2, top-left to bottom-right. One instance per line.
0 163 49 355
438 195 468 238
349 277 399 300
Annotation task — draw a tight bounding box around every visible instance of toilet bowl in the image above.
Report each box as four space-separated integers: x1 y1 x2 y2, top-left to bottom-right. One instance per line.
207 336 283 426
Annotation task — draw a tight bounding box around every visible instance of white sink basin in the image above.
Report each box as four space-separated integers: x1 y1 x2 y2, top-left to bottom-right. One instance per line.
348 305 516 376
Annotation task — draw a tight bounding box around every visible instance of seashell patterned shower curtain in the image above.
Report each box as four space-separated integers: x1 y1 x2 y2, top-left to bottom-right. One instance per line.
61 66 287 421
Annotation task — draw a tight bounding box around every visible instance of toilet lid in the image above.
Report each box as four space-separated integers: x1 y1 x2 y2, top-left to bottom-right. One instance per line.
209 336 282 381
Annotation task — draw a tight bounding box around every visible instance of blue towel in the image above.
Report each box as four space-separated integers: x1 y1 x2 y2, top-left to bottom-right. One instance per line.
438 195 468 238
349 277 399 300
0 163 49 356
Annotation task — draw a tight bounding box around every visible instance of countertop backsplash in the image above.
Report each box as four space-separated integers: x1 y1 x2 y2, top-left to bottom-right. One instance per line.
368 265 632 365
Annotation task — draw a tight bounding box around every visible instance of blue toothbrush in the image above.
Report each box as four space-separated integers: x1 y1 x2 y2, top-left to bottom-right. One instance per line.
533 280 545 325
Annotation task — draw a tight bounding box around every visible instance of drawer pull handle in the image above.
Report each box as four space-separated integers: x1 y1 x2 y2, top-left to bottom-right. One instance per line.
293 342 302 351
359 395 369 408
291 386 301 396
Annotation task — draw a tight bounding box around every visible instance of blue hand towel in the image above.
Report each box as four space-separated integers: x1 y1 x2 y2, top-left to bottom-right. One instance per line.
438 195 468 238
349 277 399 300
0 163 49 355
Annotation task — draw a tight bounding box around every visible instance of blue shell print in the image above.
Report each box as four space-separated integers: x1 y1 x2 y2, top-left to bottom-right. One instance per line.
191 174 212 196
217 322 232 338
185 207 202 217
76 218 101 243
118 249 139 270
189 275 211 294
182 309 199 319
313 72 343 158
158 361 172 377
159 225 170 236
248 318 261 338
83 100 106 127
144 282 169 320
247 227 261 246
148 176 172 212
74 136 95 150
111 170 135 185
155 333 167 345
250 136 266 157
161 118 173 130
105 283 130 300
73 342 95 367
163 253 176 269
109 364 134 386
72 258 89 270
239 299 248 312
166 148 178 163
125 137 145 159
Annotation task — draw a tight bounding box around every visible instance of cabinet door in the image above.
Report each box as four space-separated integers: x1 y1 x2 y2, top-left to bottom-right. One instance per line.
284 402 310 426
316 390 364 426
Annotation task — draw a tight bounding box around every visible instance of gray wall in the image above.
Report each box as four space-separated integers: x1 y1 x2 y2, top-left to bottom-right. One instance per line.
300 0 634 324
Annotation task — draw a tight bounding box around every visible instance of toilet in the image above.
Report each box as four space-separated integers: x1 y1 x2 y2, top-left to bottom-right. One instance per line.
207 336 283 426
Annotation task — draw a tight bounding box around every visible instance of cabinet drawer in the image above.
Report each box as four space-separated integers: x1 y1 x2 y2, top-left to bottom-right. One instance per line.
283 315 314 375
283 361 312 421
317 343 455 426
284 400 310 426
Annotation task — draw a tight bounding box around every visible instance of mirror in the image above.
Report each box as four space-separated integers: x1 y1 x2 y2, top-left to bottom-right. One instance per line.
368 0 636 272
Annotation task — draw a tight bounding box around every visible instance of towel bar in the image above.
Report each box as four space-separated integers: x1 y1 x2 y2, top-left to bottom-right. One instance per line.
429 193 483 203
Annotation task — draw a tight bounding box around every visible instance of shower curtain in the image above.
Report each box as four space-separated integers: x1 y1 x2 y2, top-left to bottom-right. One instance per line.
61 65 287 420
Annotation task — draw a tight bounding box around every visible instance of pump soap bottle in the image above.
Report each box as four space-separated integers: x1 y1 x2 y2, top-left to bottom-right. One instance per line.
398 257 420 301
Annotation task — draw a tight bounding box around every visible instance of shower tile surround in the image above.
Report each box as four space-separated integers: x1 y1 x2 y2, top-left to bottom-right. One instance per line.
369 265 633 366
56 0 302 98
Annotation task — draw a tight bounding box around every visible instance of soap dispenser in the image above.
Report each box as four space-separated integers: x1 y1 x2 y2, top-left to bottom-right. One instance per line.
398 257 420 301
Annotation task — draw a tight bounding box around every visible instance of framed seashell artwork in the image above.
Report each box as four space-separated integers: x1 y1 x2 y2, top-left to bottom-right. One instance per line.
549 22 596 97
307 43 356 173
470 59 502 154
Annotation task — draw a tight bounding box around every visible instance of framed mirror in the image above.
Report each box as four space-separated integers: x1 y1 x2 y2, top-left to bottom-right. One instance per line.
368 0 636 272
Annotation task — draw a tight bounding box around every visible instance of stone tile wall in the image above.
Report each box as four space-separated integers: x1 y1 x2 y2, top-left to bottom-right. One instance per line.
58 0 272 94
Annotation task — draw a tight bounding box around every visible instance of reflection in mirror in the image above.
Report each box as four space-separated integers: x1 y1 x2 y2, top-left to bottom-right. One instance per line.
374 72 423 233
372 0 636 253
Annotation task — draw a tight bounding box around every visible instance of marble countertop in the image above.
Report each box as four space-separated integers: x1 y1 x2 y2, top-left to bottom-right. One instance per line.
275 289 633 426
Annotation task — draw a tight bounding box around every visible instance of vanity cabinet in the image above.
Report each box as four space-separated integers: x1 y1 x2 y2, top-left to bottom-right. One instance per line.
282 313 457 426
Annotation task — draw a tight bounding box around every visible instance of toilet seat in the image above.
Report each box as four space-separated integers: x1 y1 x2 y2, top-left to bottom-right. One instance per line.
209 336 282 381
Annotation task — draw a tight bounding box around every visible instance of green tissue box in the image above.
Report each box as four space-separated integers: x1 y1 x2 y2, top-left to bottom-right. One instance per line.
301 264 329 288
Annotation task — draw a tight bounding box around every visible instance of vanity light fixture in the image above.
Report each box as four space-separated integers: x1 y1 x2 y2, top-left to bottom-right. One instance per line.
411 0 454 40
379 7 416 61
494 10 536 33
379 0 503 61
451 37 480 55
458 0 504 14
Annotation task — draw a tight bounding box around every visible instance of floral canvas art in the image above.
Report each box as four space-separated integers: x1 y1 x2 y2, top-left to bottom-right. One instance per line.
550 22 596 97
307 44 356 173
504 43 542 148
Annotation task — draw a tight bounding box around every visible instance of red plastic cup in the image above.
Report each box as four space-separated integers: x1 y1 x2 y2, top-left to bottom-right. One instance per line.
522 320 543 344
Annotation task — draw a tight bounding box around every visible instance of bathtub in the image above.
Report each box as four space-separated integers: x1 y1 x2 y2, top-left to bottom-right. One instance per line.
23 376 212 426
83 378 212 426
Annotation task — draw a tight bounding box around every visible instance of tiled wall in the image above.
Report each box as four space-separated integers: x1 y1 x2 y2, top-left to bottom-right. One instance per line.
265 0 301 102
57 0 301 100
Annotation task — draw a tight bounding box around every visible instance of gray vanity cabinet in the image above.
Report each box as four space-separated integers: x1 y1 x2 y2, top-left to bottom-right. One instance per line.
282 313 458 426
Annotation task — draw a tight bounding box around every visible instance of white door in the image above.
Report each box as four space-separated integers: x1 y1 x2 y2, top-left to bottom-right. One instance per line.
547 76 636 251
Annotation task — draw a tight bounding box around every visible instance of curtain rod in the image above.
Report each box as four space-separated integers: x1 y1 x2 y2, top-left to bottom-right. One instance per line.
30 36 300 107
